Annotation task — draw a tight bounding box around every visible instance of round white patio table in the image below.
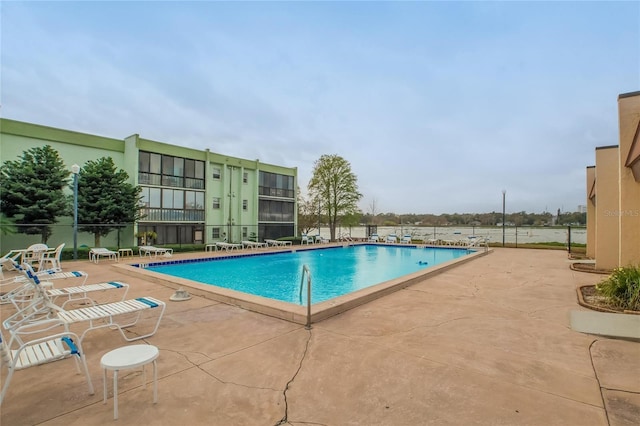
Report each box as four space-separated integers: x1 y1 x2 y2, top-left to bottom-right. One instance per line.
101 344 159 420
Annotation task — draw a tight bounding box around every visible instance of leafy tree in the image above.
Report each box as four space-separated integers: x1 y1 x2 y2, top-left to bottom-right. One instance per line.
0 145 69 243
308 154 362 241
76 157 143 247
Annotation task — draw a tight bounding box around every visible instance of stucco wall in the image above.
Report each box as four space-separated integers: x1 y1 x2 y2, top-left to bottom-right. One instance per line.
594 146 620 270
586 166 596 259
618 93 640 267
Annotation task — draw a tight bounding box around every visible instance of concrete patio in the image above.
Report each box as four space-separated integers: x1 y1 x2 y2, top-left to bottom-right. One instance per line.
1 248 638 425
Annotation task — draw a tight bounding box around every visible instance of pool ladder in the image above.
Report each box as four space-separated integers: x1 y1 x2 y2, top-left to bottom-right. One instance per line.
299 264 312 329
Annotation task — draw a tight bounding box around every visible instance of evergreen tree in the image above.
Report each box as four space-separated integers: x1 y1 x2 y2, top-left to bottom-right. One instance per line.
308 154 362 241
0 145 69 243
76 157 143 247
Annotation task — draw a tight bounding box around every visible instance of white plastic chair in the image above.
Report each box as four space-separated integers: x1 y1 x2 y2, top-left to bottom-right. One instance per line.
0 319 94 405
38 243 65 271
21 244 48 268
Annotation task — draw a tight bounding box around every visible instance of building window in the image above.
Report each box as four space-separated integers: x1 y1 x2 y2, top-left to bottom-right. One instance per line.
243 200 248 211
259 171 295 198
243 172 248 184
258 199 295 221
138 151 203 189
242 227 248 238
212 167 221 179
212 197 221 209
212 227 221 239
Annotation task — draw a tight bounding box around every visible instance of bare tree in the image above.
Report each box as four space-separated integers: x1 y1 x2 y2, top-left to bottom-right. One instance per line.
368 197 379 224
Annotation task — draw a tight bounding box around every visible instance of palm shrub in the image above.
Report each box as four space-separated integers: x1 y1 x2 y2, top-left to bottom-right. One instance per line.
596 265 640 311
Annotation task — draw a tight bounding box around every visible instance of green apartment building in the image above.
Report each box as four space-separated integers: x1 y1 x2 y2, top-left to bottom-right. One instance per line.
0 119 297 252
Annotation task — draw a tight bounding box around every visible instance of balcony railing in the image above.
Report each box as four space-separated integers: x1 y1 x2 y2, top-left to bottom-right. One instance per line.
140 208 205 222
139 173 204 189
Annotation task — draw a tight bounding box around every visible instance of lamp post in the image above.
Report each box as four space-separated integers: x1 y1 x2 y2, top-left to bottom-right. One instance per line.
71 164 80 260
502 189 506 247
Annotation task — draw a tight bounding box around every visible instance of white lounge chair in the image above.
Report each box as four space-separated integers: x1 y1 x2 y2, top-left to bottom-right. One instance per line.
368 234 379 243
2 264 127 314
89 247 119 263
215 242 243 251
385 234 398 243
1 261 89 306
399 235 411 244
0 319 94 405
242 240 267 250
138 246 173 258
301 234 312 245
265 239 292 247
0 250 23 274
3 267 164 344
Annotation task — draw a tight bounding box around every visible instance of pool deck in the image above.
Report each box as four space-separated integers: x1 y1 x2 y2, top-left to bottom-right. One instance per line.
1 247 638 425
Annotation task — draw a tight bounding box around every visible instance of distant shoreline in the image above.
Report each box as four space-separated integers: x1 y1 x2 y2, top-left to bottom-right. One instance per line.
316 225 586 245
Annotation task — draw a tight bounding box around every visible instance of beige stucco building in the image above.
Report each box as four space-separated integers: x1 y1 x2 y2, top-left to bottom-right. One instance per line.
587 91 640 270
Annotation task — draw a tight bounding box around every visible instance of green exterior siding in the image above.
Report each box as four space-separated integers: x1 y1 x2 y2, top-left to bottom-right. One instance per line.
0 118 297 253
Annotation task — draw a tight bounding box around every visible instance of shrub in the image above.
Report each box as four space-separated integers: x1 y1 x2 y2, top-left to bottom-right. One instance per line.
596 265 640 311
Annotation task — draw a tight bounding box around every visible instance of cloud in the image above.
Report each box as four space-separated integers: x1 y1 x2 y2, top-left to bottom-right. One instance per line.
1 1 637 215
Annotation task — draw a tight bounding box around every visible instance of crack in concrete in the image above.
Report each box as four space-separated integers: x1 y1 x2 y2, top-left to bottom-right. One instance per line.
588 339 611 426
157 346 283 392
274 328 312 426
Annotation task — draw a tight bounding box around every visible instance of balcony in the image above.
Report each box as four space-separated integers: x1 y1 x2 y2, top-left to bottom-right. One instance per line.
140 208 205 222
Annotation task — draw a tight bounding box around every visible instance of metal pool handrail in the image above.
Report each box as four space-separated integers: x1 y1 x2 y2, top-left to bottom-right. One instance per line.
299 264 312 329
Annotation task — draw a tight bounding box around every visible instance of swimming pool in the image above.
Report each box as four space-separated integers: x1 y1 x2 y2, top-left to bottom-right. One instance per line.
144 245 471 304
121 243 489 324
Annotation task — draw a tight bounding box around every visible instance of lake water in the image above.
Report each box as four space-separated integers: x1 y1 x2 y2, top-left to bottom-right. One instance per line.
317 225 585 245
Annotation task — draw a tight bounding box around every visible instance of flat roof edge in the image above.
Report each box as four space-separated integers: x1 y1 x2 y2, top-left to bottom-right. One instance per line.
618 91 640 100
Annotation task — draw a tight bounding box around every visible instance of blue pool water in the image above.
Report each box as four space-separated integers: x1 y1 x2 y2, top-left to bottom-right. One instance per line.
148 245 471 305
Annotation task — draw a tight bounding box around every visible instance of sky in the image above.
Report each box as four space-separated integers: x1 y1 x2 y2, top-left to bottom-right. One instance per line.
1 1 639 215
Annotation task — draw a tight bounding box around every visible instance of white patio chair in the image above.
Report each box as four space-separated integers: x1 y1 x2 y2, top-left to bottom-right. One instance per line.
0 319 94 405
21 244 48 268
38 243 65 271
